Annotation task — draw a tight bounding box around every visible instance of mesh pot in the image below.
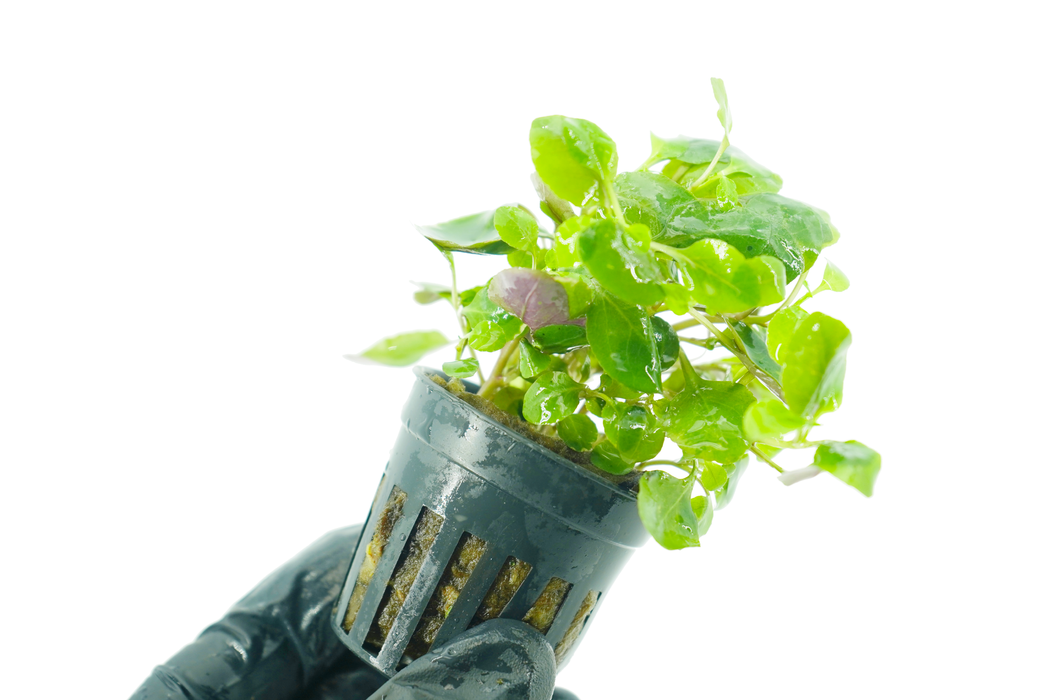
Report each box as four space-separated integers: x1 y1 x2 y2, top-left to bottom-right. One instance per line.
331 367 648 677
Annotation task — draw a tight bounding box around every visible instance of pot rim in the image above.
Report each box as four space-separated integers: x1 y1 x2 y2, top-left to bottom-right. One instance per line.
414 366 638 505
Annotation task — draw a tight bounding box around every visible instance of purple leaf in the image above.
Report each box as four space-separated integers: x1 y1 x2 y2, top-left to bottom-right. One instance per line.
489 269 574 330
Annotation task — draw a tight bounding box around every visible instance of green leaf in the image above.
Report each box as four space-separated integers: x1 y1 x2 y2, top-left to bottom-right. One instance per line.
653 194 836 281
531 324 588 353
412 281 452 305
675 238 786 314
442 358 480 379
551 271 594 319
591 440 635 475
781 312 852 420
467 319 507 352
507 249 534 268
349 331 449 367
417 210 514 256
650 316 681 371
578 219 665 306
728 321 781 381
557 414 598 451
713 456 748 510
615 171 698 244
715 173 740 210
660 282 692 315
812 259 850 295
551 215 592 268
766 305 809 364
699 462 728 492
598 373 642 401
604 404 665 463
743 400 807 442
491 382 527 417
522 371 584 425
690 494 714 537
494 205 541 254
711 77 733 136
645 136 782 197
813 440 880 497
530 116 618 206
658 365 755 463
586 293 662 393
463 284 527 347
518 340 552 379
532 172 577 225
639 470 701 550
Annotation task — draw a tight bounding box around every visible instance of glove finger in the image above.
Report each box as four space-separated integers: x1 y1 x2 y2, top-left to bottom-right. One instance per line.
131 525 366 700
366 619 557 700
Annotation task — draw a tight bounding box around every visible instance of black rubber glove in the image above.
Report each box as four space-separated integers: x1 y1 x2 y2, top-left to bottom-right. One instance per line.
129 526 579 700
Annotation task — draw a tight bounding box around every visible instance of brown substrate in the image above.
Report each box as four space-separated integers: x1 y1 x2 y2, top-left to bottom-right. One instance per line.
430 375 639 489
471 557 533 626
521 577 573 634
554 590 599 666
404 532 488 658
366 507 444 649
342 486 408 633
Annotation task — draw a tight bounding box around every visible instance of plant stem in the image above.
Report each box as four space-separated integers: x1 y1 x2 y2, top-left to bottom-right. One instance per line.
477 337 519 399
639 460 692 473
750 268 812 323
686 138 728 194
687 308 785 401
446 254 485 384
601 180 627 227
749 445 784 474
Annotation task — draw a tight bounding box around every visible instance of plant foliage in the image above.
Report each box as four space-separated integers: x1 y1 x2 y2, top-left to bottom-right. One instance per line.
353 79 880 550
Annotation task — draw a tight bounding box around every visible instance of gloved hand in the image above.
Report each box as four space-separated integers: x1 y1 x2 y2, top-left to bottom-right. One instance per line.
130 525 579 700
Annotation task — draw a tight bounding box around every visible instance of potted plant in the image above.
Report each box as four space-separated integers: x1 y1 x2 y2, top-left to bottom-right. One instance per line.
334 79 880 677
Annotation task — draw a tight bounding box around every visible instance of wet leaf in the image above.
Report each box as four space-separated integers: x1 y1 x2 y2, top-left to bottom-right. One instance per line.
530 115 618 206
551 215 592 268
615 171 697 244
518 340 552 379
676 238 786 314
349 331 449 367
604 404 665 463
586 293 662 393
557 414 598 452
522 371 584 424
699 462 728 492
690 494 714 537
813 440 880 497
728 321 781 381
551 271 594 319
578 219 665 306
532 324 588 353
812 259 850 295
766 305 809 364
442 358 480 379
743 400 807 442
781 312 852 420
650 316 681 371
417 210 514 256
494 205 542 254
639 470 701 550
645 137 782 196
650 194 836 280
463 284 527 346
467 319 507 352
713 456 748 510
658 363 755 463
591 440 635 475
489 268 572 330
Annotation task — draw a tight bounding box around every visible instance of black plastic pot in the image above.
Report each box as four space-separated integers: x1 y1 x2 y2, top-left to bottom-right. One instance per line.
331 367 648 677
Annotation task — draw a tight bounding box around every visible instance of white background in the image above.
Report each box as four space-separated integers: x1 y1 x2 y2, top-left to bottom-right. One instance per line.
2 2 1047 698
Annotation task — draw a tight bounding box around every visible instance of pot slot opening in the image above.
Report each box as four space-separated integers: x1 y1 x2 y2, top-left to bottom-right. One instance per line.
342 485 408 633
522 577 573 635
470 556 534 627
404 531 489 659
364 505 445 653
554 590 600 667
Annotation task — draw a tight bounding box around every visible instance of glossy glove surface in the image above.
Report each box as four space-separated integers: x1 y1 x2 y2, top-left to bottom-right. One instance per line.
129 525 579 700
